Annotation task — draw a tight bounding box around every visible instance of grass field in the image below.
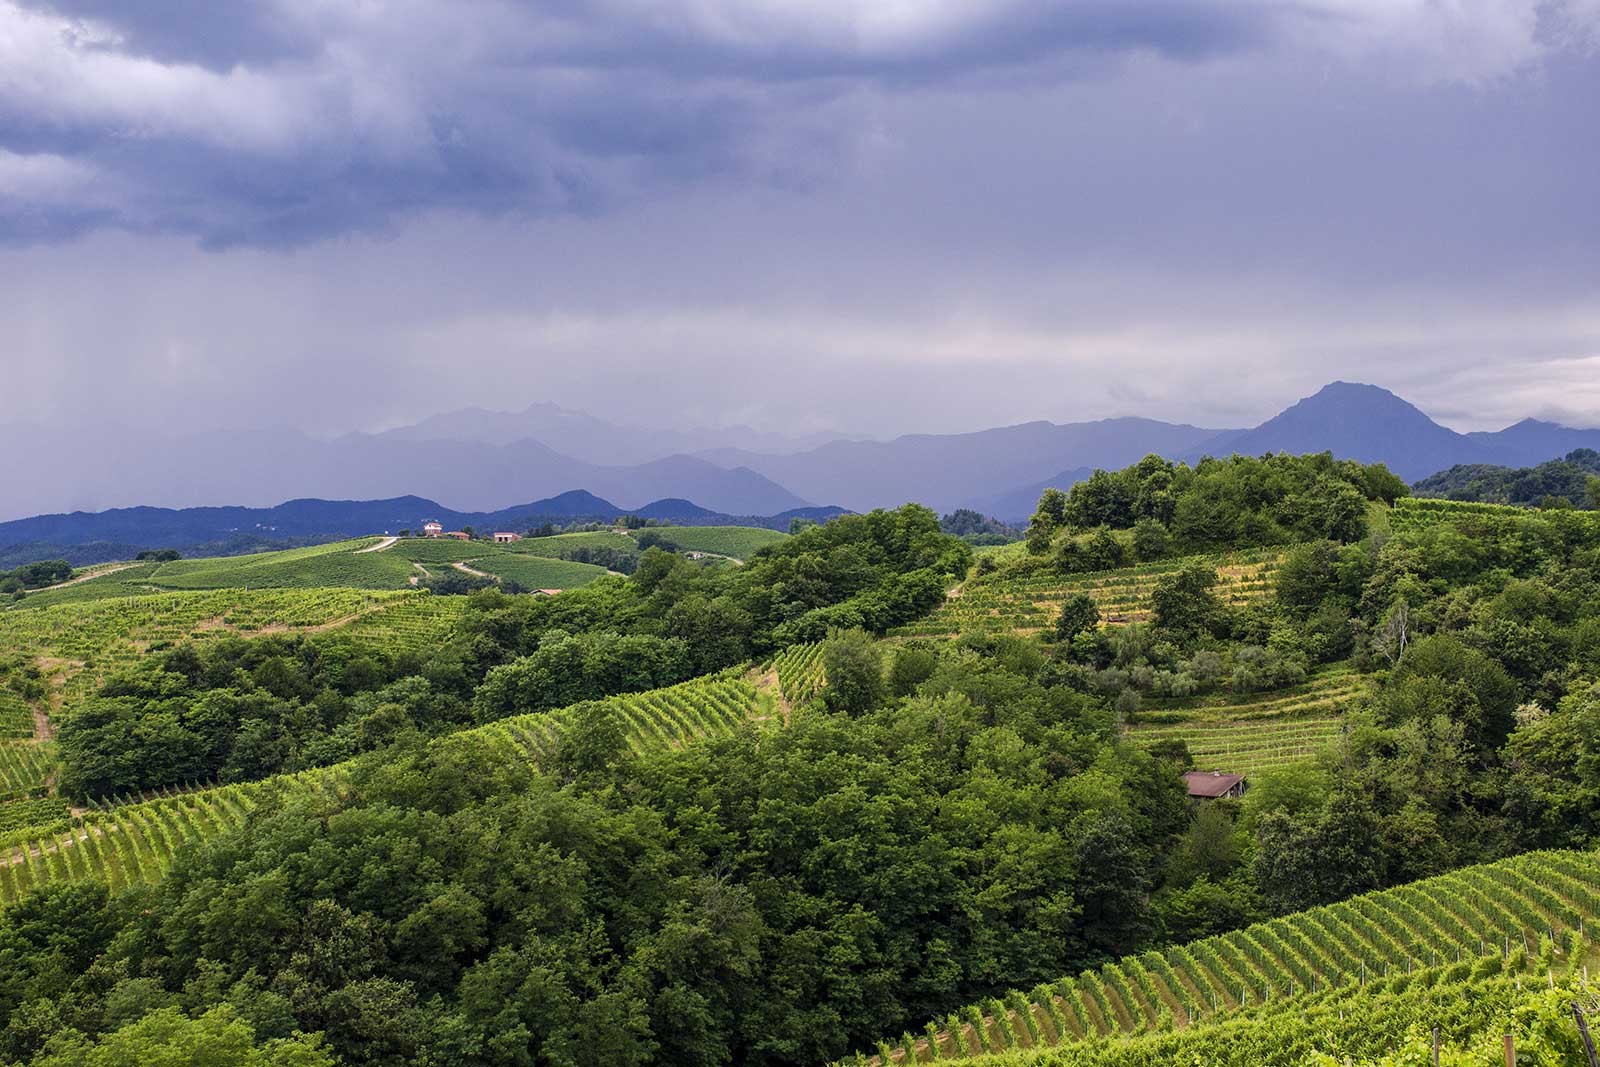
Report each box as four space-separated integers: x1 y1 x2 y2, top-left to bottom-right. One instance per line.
1126 667 1370 775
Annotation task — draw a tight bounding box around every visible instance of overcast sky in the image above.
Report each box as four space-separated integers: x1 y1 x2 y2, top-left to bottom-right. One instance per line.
3 0 1599 439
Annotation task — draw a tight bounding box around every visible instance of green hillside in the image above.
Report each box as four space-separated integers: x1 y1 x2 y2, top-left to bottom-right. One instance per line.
5 456 1600 1067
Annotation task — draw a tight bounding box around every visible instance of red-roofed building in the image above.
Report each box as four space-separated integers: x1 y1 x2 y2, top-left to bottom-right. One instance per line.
1182 770 1246 799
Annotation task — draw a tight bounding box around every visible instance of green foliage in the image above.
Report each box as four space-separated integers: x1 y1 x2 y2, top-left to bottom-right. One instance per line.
820 628 885 715
1054 594 1101 642
1413 448 1600 508
27 1005 335 1067
1149 563 1228 640
0 562 71 597
472 631 693 724
56 634 466 800
1049 453 1397 552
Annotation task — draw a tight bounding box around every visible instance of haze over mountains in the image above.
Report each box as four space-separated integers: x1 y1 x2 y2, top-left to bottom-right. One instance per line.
5 382 1600 533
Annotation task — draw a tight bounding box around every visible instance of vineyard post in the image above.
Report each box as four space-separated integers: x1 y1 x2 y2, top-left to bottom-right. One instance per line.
1430 1027 1439 1067
1502 1034 1514 1067
1575 1003 1600 1067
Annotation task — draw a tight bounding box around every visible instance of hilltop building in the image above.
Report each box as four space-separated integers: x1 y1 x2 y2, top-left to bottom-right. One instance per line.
422 521 444 537
493 532 522 543
1182 770 1246 799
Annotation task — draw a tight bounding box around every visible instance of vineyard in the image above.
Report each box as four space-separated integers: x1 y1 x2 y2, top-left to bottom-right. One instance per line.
890 549 1285 638
649 526 788 560
338 593 470 653
864 969 1597 1067
0 586 412 714
772 642 827 707
0 691 32 739
506 530 639 557
0 668 781 906
1126 668 1371 775
462 553 614 588
1390 496 1600 536
0 778 279 905
0 744 55 801
470 669 777 763
843 848 1600 1064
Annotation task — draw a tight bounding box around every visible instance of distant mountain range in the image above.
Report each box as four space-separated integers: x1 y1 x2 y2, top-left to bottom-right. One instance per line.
0 493 845 569
0 424 814 523
4 380 1599 533
699 382 1600 519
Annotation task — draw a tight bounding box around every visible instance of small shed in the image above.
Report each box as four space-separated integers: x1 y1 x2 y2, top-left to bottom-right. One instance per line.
422 521 444 538
1182 770 1246 800
446 531 472 541
493 532 522 543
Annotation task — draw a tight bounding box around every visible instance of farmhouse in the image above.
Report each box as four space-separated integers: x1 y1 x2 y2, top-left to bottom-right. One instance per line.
422 521 444 537
1182 770 1246 799
493 532 522 543
446 531 472 541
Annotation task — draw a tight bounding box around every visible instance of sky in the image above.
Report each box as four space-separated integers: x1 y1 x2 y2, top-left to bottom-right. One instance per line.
3 0 1600 440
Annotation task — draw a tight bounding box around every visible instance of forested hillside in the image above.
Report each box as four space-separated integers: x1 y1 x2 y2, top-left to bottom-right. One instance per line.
1414 447 1600 509
3 454 1600 1066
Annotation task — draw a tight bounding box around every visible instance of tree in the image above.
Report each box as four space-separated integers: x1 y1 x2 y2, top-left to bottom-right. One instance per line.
1131 518 1169 561
821 628 885 715
28 1006 336 1067
1372 598 1410 668
1025 489 1068 555
1150 564 1227 640
1054 593 1101 642
1587 474 1600 510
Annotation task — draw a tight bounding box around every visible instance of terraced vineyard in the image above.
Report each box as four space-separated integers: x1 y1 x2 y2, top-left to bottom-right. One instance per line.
472 669 776 762
0 669 780 905
0 779 276 905
891 549 1285 638
842 848 1600 1064
1127 668 1371 775
772 642 827 706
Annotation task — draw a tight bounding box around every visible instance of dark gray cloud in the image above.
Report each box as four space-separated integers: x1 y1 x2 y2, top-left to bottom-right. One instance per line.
6 0 1590 245
2 0 1599 504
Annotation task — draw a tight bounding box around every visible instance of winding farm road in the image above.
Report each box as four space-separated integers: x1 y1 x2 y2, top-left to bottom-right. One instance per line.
357 536 400 553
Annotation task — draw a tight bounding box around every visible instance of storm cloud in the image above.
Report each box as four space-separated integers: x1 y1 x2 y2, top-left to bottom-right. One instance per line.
1 0 1599 494
3 1 1594 244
